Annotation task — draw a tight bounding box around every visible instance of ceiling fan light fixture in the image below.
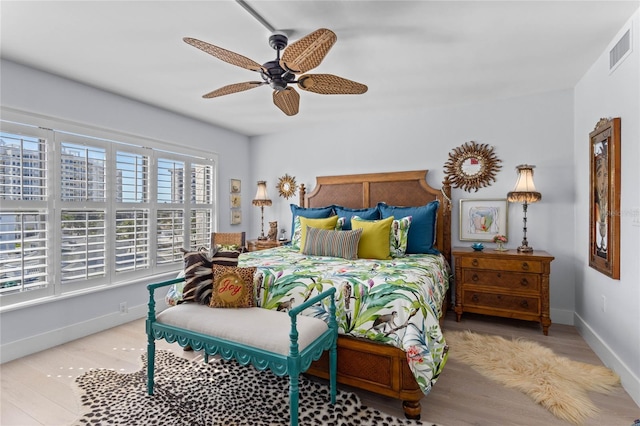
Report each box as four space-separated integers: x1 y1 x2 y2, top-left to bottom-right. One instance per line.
270 79 288 91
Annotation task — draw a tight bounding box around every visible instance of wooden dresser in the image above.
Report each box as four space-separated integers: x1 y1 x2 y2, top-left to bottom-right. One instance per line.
452 247 554 335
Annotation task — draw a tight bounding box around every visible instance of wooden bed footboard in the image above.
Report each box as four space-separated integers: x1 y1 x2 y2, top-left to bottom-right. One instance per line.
306 336 424 419
299 170 452 419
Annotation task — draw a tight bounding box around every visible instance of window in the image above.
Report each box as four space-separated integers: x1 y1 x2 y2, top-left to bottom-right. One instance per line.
115 209 149 273
1 125 50 298
0 212 48 294
60 210 106 282
0 117 216 305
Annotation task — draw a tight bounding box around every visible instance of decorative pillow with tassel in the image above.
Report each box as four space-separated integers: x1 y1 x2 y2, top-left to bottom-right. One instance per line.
210 264 257 308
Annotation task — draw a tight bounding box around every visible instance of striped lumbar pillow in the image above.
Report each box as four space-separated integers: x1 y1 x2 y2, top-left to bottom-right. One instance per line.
302 227 363 260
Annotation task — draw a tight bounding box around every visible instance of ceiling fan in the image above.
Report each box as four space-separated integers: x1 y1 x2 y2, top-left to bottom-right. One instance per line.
183 28 368 116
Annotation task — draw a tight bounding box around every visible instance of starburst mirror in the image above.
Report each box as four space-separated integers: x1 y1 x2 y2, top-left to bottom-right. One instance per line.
276 174 298 199
444 141 502 192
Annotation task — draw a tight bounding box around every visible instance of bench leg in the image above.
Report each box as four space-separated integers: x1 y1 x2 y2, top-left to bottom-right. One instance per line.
147 334 155 395
329 343 337 404
289 373 299 426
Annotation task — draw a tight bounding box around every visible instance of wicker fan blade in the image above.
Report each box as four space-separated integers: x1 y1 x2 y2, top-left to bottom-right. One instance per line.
273 88 300 116
280 28 336 74
184 37 264 72
297 74 368 95
203 81 264 99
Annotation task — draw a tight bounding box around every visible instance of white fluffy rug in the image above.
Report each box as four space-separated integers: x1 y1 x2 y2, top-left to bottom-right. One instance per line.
444 330 620 425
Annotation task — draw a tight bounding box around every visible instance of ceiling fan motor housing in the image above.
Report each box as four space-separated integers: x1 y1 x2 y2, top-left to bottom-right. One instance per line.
262 60 294 91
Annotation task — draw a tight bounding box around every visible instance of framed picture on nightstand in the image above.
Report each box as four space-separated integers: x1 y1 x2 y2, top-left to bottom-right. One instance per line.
459 198 508 242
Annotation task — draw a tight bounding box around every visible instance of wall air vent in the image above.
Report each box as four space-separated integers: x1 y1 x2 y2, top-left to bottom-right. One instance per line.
609 27 631 73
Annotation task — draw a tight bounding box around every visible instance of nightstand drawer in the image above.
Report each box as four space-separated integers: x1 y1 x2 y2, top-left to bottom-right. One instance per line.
462 290 540 315
460 257 544 273
462 270 540 293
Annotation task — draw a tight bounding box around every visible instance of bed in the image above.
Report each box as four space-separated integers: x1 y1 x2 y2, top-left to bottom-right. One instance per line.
239 170 452 419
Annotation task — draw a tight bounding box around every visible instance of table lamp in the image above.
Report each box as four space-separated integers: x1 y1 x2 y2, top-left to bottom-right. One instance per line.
252 181 272 240
507 164 541 253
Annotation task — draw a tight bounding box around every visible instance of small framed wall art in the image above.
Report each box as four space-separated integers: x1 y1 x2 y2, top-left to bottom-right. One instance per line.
231 209 242 225
230 194 241 209
230 179 241 194
589 117 620 279
459 198 508 242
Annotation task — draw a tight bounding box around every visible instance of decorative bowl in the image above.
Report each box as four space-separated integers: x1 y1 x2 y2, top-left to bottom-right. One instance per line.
471 243 484 251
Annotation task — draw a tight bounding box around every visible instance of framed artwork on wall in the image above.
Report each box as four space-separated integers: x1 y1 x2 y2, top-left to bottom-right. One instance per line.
231 209 242 225
459 198 508 242
230 179 241 194
589 117 621 279
230 194 241 208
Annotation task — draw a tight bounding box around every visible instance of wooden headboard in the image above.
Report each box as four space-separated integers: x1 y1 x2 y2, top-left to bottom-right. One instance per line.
299 170 452 262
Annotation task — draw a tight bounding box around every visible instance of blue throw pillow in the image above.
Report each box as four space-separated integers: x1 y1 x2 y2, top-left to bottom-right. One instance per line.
289 204 334 244
377 201 440 254
332 205 380 230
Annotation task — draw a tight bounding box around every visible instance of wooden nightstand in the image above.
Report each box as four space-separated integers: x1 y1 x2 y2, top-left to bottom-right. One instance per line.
452 247 555 335
247 239 289 252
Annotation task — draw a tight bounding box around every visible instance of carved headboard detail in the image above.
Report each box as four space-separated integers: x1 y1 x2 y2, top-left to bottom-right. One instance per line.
299 170 451 262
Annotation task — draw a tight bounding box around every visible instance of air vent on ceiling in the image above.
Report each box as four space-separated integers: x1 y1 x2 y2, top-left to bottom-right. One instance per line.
609 27 631 73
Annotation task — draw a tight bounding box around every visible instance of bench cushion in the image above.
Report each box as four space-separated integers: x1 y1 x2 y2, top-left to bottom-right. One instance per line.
156 304 329 356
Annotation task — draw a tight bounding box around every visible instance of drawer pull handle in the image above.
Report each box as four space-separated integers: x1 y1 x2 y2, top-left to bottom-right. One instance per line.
472 274 479 282
472 259 479 266
520 300 529 308
472 294 479 303
520 278 529 287
497 273 502 278
521 262 530 271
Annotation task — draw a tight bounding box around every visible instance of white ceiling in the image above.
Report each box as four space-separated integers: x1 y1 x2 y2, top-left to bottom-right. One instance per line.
1 1 638 137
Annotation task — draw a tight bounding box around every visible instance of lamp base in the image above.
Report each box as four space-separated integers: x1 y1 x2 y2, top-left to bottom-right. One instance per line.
517 245 533 253
257 236 267 241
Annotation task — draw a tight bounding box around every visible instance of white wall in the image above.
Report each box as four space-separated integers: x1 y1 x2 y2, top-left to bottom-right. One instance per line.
574 11 640 405
0 60 251 362
251 89 577 325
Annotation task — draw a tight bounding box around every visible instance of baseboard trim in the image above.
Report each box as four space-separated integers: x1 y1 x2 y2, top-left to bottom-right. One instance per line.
0 300 162 364
550 307 574 325
574 312 640 407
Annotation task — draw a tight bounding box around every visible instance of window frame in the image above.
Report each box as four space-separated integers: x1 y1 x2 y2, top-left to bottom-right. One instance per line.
0 110 218 307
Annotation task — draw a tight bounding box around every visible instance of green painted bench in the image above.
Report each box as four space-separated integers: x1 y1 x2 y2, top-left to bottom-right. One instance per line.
146 277 337 426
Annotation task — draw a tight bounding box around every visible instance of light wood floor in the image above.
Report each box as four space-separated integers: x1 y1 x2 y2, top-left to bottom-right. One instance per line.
1 311 638 425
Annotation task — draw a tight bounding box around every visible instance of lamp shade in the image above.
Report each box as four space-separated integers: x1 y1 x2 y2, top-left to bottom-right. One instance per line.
507 164 541 204
252 181 272 207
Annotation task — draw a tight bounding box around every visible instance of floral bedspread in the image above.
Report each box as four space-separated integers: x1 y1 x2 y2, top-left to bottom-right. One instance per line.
239 246 450 395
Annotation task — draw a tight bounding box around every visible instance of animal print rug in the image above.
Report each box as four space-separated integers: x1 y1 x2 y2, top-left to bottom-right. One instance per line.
73 349 440 426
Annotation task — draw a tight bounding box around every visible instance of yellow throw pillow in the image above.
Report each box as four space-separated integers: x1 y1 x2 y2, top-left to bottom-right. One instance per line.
351 216 394 259
299 215 339 252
